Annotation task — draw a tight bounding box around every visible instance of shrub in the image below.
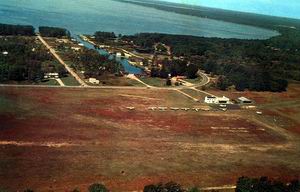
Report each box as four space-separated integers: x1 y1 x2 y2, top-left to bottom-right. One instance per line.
88 183 109 192
144 182 183 192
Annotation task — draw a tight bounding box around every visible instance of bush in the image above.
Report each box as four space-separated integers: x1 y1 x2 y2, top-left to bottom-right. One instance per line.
88 183 109 192
236 176 300 192
144 182 183 192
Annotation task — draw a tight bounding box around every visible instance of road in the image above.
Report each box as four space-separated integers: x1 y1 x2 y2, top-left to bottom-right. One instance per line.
55 78 65 86
36 35 214 102
37 35 88 87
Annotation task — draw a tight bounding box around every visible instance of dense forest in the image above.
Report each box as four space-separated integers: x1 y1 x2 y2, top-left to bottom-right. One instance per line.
94 31 116 43
66 49 121 78
122 28 300 91
0 37 65 83
39 26 71 38
0 23 35 36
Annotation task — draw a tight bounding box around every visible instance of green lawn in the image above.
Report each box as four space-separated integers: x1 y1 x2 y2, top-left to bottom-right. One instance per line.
38 79 60 86
61 75 80 86
185 77 203 84
139 77 167 87
0 95 15 112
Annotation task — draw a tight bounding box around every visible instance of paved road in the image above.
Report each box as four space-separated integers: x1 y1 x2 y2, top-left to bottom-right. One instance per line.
37 35 88 87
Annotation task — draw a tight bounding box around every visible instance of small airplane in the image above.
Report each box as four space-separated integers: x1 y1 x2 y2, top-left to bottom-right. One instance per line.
181 108 190 111
158 107 168 111
192 108 200 112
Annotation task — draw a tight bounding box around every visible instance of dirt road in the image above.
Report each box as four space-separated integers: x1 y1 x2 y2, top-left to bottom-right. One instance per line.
37 35 88 87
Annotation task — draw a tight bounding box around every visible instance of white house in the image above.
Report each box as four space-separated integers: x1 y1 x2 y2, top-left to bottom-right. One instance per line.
237 97 253 104
204 96 217 104
217 96 230 104
204 96 230 104
71 47 81 51
89 78 100 85
44 73 59 79
116 52 122 58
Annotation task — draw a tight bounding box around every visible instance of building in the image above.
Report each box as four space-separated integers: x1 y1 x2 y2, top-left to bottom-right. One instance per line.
204 96 230 104
204 96 217 104
237 97 253 104
217 96 230 104
116 52 122 58
44 73 59 79
89 78 100 85
71 47 81 51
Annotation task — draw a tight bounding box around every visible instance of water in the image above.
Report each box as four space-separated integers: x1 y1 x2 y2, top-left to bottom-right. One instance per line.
0 0 279 39
0 0 280 74
76 36 143 74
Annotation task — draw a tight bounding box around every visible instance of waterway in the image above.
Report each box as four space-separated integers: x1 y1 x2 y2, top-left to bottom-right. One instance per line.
76 36 143 74
0 0 279 39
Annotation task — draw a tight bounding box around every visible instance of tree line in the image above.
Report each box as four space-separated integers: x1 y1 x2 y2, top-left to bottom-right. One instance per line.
122 29 300 92
0 23 35 36
0 23 71 38
1 177 299 192
39 26 71 38
94 31 116 43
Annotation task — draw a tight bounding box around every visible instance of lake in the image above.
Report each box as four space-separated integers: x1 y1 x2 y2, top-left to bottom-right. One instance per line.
0 0 279 39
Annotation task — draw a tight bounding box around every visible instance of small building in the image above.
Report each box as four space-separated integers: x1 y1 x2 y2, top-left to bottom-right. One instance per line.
204 96 217 104
71 47 81 51
44 73 59 79
2 51 8 55
204 96 230 104
237 97 253 104
89 78 100 85
217 96 230 104
116 52 122 58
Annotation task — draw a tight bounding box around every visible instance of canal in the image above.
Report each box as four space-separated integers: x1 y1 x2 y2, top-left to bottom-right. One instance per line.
75 36 143 75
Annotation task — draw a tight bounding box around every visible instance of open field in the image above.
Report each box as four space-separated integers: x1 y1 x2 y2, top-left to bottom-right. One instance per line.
0 86 299 191
207 83 300 135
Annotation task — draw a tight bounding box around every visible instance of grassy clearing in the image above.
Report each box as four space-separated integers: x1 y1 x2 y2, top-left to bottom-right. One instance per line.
185 77 203 84
139 77 167 87
38 79 59 86
0 95 15 112
61 75 80 86
180 88 208 101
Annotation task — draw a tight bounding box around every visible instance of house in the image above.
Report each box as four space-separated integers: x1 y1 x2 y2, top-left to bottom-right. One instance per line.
44 73 59 79
116 52 122 58
71 47 81 51
217 96 230 104
89 78 100 84
237 97 253 104
204 96 217 104
204 96 230 104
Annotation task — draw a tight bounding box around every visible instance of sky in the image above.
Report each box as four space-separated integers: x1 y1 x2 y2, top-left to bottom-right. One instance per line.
162 0 300 19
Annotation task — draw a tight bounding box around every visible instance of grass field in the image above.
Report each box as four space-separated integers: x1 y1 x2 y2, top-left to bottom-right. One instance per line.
139 77 168 87
60 75 81 86
0 86 299 192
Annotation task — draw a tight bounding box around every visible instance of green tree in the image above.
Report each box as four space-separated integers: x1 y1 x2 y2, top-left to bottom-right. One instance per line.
88 183 109 192
186 64 199 79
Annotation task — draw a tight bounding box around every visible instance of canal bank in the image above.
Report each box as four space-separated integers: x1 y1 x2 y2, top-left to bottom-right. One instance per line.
76 35 143 75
